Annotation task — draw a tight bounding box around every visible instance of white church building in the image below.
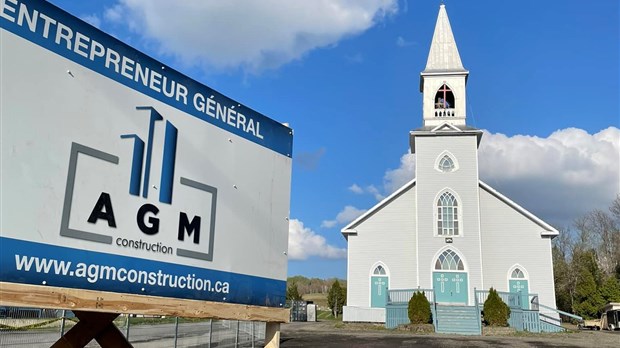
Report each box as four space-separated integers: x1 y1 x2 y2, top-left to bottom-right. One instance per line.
341 5 560 329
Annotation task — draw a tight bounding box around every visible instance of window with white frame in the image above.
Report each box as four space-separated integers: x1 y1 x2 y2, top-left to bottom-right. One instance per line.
373 265 386 275
438 155 455 172
434 249 464 270
437 192 459 236
511 268 525 279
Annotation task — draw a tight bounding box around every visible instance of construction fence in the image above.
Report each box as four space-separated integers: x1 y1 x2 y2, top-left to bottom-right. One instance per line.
0 306 266 347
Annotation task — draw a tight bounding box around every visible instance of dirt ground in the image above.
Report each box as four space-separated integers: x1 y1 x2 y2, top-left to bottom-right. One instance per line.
279 321 620 348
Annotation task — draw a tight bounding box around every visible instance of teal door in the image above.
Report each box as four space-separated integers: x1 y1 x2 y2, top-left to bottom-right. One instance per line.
371 276 388 307
433 272 468 304
509 279 529 309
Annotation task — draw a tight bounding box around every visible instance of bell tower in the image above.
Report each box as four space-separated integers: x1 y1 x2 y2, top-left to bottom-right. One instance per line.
410 4 484 298
420 4 469 128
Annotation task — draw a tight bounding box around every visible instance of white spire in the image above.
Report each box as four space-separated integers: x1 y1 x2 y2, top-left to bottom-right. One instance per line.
423 4 466 72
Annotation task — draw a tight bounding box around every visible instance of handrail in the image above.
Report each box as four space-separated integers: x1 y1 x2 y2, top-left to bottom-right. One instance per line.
536 303 583 321
474 287 482 334
432 287 438 330
539 312 562 325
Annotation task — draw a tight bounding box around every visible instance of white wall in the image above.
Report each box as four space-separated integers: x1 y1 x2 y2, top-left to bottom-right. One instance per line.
479 187 557 311
414 134 482 305
346 185 417 309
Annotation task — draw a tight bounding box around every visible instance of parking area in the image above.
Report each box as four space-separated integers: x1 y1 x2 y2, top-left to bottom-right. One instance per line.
279 321 619 348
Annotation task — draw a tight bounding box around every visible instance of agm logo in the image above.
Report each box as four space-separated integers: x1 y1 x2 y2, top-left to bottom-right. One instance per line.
60 107 217 261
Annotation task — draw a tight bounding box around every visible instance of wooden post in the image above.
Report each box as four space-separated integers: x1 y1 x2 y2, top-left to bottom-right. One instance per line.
264 322 280 348
51 311 132 348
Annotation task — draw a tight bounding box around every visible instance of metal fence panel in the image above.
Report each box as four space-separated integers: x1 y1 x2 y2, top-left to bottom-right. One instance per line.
0 307 268 347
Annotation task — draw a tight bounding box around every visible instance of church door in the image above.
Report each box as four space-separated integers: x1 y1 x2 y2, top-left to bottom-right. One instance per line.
509 268 529 309
371 276 388 307
433 272 468 304
370 265 388 307
433 249 468 304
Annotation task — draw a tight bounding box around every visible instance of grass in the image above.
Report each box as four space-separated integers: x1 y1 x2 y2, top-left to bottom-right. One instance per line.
317 310 342 322
302 293 329 309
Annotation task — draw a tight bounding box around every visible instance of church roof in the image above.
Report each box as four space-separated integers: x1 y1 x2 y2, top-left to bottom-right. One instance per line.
341 180 559 238
478 181 559 237
422 4 467 74
341 179 416 236
409 124 483 153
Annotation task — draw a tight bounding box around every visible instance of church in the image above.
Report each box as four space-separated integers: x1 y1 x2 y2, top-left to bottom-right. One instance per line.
341 4 560 330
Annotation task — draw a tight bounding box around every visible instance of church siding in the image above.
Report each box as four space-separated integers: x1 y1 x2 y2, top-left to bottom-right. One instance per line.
478 188 557 313
346 185 417 310
415 135 483 304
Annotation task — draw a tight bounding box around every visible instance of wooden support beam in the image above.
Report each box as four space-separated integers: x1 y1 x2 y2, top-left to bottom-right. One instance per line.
51 311 132 348
264 322 281 348
0 282 289 322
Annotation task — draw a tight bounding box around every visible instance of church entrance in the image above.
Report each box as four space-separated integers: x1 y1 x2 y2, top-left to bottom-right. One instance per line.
509 267 529 309
433 272 468 304
433 249 468 304
370 265 388 307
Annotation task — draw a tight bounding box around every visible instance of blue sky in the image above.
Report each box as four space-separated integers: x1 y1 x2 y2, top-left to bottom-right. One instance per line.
48 0 619 280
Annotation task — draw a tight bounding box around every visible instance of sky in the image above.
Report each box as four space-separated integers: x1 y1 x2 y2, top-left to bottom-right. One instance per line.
47 0 619 280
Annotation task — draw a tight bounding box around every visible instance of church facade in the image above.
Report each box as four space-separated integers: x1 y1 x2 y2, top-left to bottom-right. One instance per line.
342 5 559 323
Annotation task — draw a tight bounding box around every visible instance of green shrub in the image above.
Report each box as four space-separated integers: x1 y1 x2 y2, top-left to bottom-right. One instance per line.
408 291 432 324
483 287 511 326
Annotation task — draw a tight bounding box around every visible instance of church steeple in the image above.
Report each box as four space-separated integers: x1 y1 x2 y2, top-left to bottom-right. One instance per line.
420 4 469 128
423 4 466 73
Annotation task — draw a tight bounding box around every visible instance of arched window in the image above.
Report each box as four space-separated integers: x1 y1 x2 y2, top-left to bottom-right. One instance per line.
434 249 464 270
438 155 455 172
373 265 386 275
511 268 525 279
437 192 459 236
434 83 455 117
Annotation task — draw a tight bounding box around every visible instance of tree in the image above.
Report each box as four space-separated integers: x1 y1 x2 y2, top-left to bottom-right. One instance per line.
408 291 431 324
599 276 620 304
327 280 346 318
483 288 510 326
553 244 573 314
572 249 605 318
286 283 303 301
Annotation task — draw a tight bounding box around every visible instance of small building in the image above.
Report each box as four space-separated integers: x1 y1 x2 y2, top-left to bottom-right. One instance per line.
341 4 560 329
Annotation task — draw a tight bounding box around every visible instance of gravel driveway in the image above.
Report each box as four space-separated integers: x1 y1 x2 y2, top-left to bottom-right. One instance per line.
279 321 619 347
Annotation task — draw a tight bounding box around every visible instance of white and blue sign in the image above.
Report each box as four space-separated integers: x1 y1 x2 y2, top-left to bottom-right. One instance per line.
0 0 292 308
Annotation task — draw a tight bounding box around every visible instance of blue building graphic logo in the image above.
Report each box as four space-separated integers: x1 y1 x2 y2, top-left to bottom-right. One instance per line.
59 106 217 262
121 107 178 204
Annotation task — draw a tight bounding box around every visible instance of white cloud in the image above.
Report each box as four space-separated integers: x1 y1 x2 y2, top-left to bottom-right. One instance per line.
396 35 414 47
106 0 398 73
373 127 619 227
349 184 364 194
345 53 364 64
321 220 338 228
322 205 367 228
103 4 124 23
81 14 102 28
347 183 385 200
365 185 384 201
288 219 347 260
478 127 619 227
383 152 415 193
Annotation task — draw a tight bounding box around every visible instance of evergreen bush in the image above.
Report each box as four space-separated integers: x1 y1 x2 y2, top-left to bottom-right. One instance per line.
483 287 511 326
408 291 432 324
